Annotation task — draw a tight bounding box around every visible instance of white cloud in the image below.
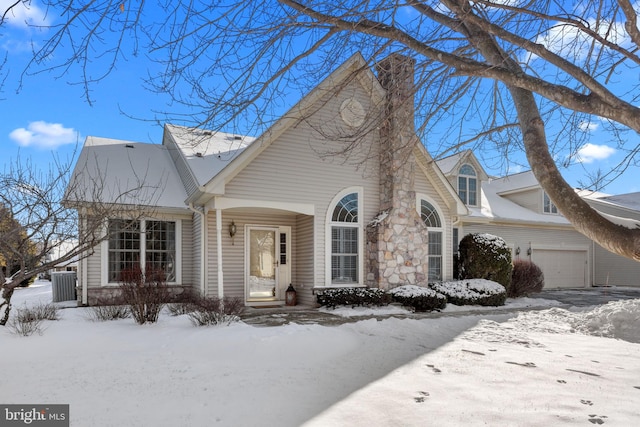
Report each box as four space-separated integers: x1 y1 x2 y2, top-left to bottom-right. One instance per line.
0 0 49 28
578 121 599 132
576 143 616 164
9 121 80 149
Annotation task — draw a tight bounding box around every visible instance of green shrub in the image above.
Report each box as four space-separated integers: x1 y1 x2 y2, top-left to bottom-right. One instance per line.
458 233 512 293
510 259 545 297
430 279 507 306
316 287 392 308
388 285 447 312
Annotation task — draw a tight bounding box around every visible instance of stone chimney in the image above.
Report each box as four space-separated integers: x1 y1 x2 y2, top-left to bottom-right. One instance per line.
366 53 430 289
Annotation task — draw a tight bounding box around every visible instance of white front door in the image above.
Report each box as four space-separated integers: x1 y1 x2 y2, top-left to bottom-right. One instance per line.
246 227 278 301
245 226 292 302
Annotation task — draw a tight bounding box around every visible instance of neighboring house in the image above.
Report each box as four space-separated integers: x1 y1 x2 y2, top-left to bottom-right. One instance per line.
67 53 466 306
67 53 639 307
437 150 640 288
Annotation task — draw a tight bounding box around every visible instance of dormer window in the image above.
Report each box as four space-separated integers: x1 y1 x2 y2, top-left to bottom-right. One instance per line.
458 164 477 206
543 192 559 214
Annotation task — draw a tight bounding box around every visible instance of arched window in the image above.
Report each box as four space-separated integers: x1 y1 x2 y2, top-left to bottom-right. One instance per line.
327 188 362 285
458 164 477 206
420 199 444 282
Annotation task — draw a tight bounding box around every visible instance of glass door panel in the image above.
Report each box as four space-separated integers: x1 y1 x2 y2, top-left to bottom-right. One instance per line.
248 228 277 299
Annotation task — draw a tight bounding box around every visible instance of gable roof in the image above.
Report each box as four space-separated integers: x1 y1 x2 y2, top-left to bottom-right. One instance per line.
185 52 386 205
489 171 540 195
436 150 489 181
67 136 188 211
165 124 255 186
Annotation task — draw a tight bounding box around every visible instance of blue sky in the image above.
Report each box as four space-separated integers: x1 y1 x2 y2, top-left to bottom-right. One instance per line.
1 1 637 196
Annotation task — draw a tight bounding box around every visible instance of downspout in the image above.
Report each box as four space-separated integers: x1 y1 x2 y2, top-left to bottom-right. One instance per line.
216 208 224 298
81 209 88 305
188 203 207 295
592 240 595 288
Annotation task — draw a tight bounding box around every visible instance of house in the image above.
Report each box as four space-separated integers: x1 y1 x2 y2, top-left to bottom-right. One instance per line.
67 53 639 307
437 150 640 288
67 53 466 306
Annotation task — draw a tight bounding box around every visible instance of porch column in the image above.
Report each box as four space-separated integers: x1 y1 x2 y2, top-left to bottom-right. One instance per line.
216 209 224 298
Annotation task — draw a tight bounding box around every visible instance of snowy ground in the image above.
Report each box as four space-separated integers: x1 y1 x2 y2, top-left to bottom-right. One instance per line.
2 281 639 427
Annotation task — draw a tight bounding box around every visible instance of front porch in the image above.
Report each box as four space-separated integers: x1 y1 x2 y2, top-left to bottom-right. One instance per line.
206 200 316 306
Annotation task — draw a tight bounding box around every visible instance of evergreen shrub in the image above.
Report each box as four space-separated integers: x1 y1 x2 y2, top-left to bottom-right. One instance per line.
458 233 513 293
388 285 447 312
430 279 507 306
316 287 392 308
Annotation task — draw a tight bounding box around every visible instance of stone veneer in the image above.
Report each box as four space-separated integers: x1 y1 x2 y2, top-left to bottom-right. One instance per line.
366 53 431 290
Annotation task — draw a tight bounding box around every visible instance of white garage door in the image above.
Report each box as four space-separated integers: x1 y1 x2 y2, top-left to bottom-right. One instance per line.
531 249 588 288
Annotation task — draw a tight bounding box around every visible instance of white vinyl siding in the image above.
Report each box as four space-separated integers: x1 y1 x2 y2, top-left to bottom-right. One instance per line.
206 210 300 299
502 188 540 212
222 83 380 293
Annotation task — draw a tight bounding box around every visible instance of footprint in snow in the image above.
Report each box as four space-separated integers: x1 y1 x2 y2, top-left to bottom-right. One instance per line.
505 361 536 368
426 364 442 373
557 380 567 384
581 400 593 406
588 414 607 424
414 391 429 403
462 349 485 356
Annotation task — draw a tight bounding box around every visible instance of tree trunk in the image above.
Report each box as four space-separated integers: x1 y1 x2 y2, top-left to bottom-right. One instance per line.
509 86 640 262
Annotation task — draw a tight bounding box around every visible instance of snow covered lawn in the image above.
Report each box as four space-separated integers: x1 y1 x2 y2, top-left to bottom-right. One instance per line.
2 281 639 426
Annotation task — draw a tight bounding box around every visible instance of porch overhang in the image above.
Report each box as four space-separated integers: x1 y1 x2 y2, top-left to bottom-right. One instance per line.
207 196 315 216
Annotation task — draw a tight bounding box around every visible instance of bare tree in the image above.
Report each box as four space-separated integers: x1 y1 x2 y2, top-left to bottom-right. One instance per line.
3 1 640 260
0 149 160 325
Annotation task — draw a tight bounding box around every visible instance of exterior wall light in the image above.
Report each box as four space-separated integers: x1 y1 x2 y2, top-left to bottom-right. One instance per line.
229 220 237 239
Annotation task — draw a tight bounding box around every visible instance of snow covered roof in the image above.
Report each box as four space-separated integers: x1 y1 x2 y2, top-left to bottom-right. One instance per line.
67 136 189 210
489 171 540 194
435 152 466 175
467 178 571 226
165 124 255 186
594 192 640 211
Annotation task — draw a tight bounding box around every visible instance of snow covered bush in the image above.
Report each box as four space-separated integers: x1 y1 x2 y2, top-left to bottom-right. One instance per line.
316 287 392 308
119 267 169 324
510 259 545 297
458 233 512 292
187 296 244 326
388 285 447 312
430 279 507 306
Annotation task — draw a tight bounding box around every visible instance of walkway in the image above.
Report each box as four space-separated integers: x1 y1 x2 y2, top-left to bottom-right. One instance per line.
240 286 640 327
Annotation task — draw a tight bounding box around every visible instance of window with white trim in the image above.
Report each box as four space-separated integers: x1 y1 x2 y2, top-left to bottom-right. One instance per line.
420 199 443 282
108 219 177 283
330 192 359 284
543 191 559 214
458 164 477 206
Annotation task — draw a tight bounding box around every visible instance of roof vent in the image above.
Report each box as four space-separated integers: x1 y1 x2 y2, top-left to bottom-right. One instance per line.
202 130 213 136
125 144 134 148
195 152 203 158
234 135 242 140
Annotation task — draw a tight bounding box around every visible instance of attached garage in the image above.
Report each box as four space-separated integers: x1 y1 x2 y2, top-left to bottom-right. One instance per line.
531 248 588 288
